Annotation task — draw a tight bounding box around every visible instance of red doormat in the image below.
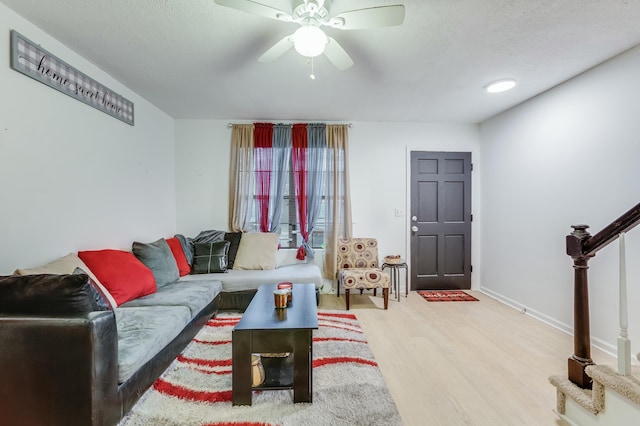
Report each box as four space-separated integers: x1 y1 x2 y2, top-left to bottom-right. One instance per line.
418 290 479 302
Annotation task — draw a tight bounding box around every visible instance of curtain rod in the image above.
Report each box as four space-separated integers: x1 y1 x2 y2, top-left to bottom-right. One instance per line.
226 123 352 128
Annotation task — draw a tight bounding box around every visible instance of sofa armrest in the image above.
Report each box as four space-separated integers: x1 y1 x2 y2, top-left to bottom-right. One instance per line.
0 311 120 426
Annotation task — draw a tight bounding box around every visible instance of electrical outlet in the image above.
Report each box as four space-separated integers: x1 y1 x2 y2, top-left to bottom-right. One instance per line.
394 208 404 217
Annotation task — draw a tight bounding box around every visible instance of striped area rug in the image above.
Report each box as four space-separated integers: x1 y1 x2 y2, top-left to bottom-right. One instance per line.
119 311 401 426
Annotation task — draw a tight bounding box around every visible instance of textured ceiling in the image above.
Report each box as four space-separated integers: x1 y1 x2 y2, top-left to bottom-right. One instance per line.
3 0 640 123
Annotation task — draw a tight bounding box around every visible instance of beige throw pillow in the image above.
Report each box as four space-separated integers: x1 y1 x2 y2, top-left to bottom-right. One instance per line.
14 252 119 307
232 232 279 270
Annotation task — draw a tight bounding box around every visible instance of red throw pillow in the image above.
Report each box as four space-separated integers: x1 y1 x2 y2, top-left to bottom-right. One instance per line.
78 250 156 305
166 237 190 277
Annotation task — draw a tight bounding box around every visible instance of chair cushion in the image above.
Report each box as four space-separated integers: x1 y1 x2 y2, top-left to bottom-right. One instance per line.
337 238 381 269
339 268 390 289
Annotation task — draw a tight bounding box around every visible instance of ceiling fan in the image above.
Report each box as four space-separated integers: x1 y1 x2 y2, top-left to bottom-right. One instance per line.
213 0 405 70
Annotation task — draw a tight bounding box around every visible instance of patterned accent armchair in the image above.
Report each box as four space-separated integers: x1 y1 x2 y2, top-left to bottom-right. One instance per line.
336 238 390 310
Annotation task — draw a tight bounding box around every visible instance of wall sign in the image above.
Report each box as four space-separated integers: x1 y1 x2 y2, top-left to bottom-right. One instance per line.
10 30 134 126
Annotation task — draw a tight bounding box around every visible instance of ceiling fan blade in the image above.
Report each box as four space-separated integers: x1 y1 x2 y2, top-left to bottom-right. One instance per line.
213 0 291 21
324 37 354 70
258 35 294 63
328 5 405 30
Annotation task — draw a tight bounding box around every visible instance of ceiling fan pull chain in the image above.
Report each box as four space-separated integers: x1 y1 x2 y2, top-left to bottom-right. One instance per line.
310 57 316 80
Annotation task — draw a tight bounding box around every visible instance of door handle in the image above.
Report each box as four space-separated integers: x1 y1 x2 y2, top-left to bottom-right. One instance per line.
411 226 418 232
411 216 417 222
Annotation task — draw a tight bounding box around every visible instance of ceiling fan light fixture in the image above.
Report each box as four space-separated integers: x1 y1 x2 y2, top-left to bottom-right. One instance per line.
293 25 328 57
485 78 517 93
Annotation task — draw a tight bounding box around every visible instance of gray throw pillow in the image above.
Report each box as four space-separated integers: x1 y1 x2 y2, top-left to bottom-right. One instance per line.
132 239 179 287
192 241 230 274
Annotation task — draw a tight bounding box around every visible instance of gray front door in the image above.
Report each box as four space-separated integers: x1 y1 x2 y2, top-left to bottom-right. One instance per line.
410 151 472 290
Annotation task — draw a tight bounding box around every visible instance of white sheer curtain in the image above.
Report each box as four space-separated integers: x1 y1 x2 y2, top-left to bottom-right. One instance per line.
268 124 291 233
293 123 326 260
323 124 352 279
228 124 254 232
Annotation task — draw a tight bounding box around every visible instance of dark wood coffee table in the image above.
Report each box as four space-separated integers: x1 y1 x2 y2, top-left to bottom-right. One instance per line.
232 283 318 406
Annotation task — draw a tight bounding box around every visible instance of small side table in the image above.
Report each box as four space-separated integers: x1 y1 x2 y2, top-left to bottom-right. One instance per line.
381 261 408 301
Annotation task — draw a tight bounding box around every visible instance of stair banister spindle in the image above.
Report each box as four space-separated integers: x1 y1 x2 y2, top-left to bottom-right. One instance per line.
618 232 631 376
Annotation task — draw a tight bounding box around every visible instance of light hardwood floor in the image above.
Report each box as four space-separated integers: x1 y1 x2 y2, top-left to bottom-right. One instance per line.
318 290 615 426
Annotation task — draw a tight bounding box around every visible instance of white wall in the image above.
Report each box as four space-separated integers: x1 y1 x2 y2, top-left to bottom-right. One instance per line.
175 120 482 288
349 122 481 290
480 45 640 356
174 119 231 236
0 3 177 274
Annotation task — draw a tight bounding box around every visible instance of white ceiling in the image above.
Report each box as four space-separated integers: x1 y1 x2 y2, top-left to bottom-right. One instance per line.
3 0 640 123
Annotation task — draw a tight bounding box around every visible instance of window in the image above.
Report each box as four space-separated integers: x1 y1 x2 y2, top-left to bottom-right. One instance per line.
229 122 351 273
247 157 326 249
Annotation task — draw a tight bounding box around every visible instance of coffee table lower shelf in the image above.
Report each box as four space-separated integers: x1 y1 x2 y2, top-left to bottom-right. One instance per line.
232 283 318 406
253 353 293 389
232 329 313 405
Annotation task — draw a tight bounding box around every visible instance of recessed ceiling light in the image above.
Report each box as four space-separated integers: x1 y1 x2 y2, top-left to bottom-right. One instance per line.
485 79 517 93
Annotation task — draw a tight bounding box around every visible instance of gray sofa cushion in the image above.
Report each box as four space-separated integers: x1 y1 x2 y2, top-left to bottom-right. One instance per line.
115 305 191 383
132 239 179 288
179 263 323 292
119 280 222 316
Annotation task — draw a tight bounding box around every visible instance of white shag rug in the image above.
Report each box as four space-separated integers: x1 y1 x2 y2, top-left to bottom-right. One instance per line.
119 311 402 426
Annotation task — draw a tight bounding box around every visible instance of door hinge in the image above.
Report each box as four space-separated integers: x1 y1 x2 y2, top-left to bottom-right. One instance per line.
470 214 473 222
470 265 473 272
471 163 474 171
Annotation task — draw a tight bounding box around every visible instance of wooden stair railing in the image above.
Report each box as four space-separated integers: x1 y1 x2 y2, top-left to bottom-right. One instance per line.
566 202 640 389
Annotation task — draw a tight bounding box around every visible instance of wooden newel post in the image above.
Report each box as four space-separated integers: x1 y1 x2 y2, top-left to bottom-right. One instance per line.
566 224 595 389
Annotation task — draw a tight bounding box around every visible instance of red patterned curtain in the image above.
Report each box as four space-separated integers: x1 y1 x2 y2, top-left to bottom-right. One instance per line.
254 123 273 232
292 124 308 260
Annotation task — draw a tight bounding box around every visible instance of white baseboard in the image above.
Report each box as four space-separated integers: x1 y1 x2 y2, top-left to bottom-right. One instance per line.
479 286 618 359
320 279 335 294
552 409 579 426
